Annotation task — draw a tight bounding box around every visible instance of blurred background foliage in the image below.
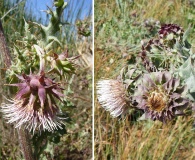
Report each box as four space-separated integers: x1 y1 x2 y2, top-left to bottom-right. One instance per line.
0 0 92 159
95 0 195 159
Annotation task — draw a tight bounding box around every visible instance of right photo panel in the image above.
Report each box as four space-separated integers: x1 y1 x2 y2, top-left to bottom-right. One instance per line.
94 0 195 159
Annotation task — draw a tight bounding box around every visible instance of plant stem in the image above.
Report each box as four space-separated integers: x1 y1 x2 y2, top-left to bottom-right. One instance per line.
0 20 11 67
0 19 34 160
18 128 34 160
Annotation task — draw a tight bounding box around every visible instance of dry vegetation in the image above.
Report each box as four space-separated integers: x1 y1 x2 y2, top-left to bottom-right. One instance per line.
95 0 195 159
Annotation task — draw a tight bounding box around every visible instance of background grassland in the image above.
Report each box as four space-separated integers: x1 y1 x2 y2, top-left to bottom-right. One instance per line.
95 0 195 159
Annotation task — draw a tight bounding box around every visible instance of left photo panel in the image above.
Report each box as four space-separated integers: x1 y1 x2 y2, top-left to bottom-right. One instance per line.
0 0 92 159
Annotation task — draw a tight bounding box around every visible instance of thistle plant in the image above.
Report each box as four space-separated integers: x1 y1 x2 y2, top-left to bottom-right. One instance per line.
0 0 82 159
97 23 195 124
2 1 74 133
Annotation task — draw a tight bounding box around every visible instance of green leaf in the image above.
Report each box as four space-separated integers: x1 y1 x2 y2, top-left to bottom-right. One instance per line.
124 79 134 86
54 0 64 7
186 75 195 92
61 60 71 66
183 25 191 42
186 92 195 101
48 36 62 47
179 57 192 79
34 45 45 56
24 18 29 33
138 113 147 121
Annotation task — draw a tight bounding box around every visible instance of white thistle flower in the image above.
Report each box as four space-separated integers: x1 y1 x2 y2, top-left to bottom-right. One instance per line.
96 79 128 117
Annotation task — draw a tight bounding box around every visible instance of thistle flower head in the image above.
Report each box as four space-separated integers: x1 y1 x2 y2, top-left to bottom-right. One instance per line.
158 24 184 45
134 71 189 122
1 72 65 133
48 51 77 77
97 79 129 117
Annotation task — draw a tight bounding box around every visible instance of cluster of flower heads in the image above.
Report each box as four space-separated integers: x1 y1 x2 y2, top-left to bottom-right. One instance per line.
97 24 193 123
139 24 185 71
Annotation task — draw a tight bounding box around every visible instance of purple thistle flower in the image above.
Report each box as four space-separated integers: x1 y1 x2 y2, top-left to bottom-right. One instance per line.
134 71 189 123
1 72 65 133
158 24 184 39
